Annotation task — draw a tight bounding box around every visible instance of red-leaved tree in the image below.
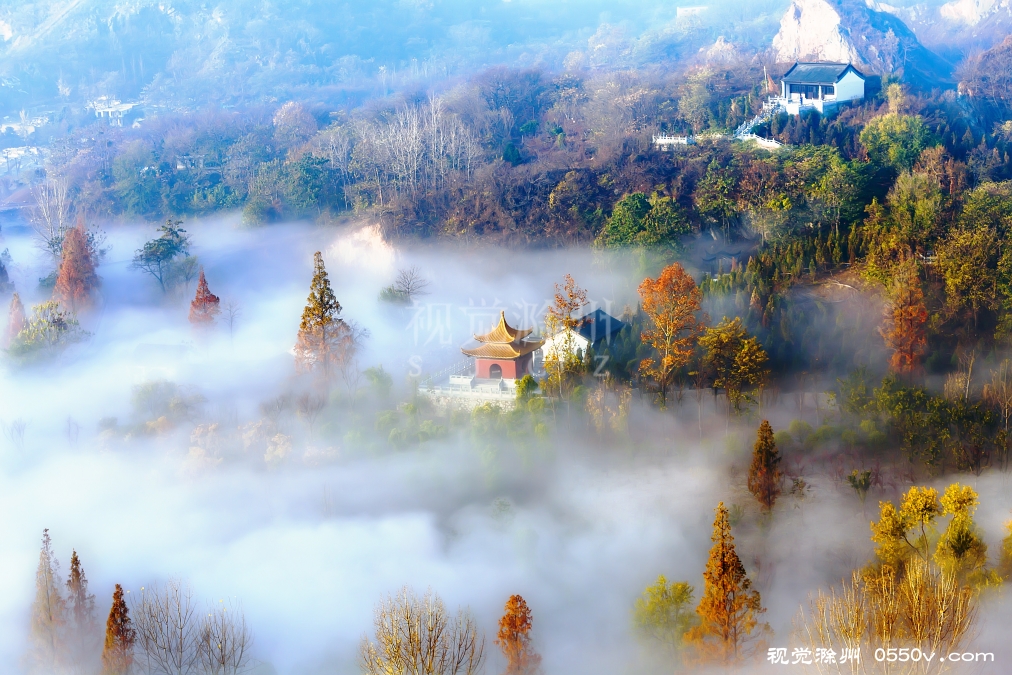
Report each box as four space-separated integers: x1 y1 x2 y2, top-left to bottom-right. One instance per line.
54 223 98 311
188 268 221 325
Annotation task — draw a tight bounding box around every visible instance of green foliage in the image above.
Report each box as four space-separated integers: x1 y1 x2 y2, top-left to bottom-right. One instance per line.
859 113 936 173
699 317 769 411
515 374 538 402
6 301 89 363
131 380 206 424
596 192 690 251
130 220 192 293
113 141 162 216
632 575 696 656
847 470 872 504
364 366 393 397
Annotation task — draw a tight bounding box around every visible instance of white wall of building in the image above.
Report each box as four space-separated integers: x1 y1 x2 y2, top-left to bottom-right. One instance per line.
541 329 590 361
835 70 865 102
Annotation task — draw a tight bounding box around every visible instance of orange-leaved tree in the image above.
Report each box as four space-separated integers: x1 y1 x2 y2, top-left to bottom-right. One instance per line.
496 594 541 675
747 421 782 513
294 251 355 379
686 502 767 665
54 223 98 311
881 260 927 375
100 584 135 675
188 268 221 325
637 262 703 406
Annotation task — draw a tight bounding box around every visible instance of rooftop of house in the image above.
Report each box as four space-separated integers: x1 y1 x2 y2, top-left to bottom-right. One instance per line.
473 311 534 344
575 308 625 343
782 62 864 85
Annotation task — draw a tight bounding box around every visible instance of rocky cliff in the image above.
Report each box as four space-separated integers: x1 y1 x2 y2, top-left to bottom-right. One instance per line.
772 0 951 86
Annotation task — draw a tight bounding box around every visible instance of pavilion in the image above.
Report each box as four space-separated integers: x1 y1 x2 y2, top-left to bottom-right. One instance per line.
461 311 543 380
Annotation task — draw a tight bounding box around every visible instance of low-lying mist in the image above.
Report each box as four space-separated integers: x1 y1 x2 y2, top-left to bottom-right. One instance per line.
1 217 1010 674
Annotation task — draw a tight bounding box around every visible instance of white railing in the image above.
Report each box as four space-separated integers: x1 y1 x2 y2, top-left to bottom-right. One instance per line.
420 358 473 390
653 134 693 148
734 98 785 138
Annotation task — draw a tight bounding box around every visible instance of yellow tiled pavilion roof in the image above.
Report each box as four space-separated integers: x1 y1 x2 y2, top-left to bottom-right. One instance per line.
474 311 534 343
461 338 543 359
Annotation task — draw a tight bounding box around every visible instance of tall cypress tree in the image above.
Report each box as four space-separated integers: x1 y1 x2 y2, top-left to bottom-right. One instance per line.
28 529 66 673
294 251 351 377
686 503 767 665
100 585 135 675
54 223 99 311
66 550 98 666
747 420 782 512
188 268 221 325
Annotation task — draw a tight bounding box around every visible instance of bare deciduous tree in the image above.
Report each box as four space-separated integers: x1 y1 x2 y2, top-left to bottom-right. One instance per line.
394 266 430 300
198 600 254 675
360 587 485 675
222 299 241 347
134 580 200 675
296 393 326 437
31 177 72 259
3 417 28 450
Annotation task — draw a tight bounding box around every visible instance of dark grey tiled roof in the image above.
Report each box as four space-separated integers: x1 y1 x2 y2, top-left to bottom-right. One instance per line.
783 63 863 84
576 309 625 344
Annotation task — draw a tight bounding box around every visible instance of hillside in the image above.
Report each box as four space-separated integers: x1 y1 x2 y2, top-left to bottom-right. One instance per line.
0 0 783 120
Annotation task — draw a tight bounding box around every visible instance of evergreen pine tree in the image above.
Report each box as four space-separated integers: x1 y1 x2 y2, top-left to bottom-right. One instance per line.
27 529 66 674
686 503 767 665
294 251 352 376
54 224 99 311
100 585 136 675
496 594 541 675
66 550 98 667
747 421 782 512
188 268 221 325
6 291 26 347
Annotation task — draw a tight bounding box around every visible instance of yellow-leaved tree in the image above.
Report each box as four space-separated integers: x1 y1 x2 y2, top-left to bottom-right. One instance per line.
632 575 696 660
542 274 588 399
796 483 991 673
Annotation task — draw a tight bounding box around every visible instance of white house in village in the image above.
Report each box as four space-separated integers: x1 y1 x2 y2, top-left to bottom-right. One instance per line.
541 308 625 362
779 62 865 115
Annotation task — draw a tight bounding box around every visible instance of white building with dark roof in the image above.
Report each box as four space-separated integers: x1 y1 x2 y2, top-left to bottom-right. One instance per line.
779 62 865 115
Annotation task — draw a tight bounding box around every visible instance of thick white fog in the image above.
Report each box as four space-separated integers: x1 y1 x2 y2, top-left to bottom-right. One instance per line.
0 218 1010 674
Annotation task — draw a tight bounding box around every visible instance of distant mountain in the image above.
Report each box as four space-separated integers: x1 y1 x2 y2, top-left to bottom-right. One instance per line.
912 0 1012 56
0 0 693 119
772 0 952 86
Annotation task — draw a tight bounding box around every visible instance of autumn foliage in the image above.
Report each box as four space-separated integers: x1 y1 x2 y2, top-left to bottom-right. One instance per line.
747 421 782 512
637 263 703 406
100 584 136 675
685 502 767 665
188 268 221 325
294 251 355 378
495 594 541 675
54 223 99 311
543 273 588 397
881 261 928 374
